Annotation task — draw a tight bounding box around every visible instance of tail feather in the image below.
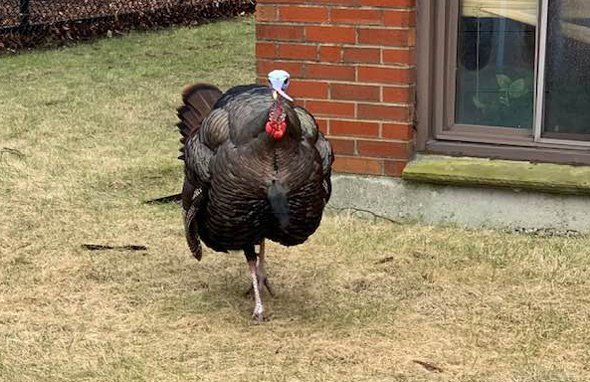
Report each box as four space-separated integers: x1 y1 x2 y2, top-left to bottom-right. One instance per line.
185 187 204 261
268 180 290 229
177 83 223 161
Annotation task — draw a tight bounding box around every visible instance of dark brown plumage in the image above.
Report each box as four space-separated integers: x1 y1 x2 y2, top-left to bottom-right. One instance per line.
177 81 333 320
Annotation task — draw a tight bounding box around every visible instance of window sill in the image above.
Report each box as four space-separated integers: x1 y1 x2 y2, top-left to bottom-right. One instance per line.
402 154 590 196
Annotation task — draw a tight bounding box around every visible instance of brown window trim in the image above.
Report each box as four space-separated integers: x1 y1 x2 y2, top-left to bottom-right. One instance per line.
416 0 590 165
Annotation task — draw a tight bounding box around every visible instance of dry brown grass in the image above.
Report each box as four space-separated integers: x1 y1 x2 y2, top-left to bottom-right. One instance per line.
1 17 590 382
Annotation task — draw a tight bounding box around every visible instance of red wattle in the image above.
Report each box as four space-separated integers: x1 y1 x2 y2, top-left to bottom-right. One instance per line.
265 121 286 140
265 121 274 136
273 128 285 139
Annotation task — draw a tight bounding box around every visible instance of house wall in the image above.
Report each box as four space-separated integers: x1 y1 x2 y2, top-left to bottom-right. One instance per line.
255 0 417 176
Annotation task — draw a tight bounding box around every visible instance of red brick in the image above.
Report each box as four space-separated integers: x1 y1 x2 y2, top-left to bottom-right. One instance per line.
333 156 382 175
256 42 276 59
383 10 416 27
357 0 415 7
316 118 329 134
357 66 414 84
383 160 408 176
357 103 411 121
305 26 356 44
358 28 411 46
331 120 380 137
382 86 414 103
257 24 304 42
278 43 317 60
342 47 381 63
259 0 377 3
279 6 329 23
256 60 304 77
329 138 356 155
382 123 414 140
357 140 411 159
305 100 355 118
290 80 329 99
255 5 277 22
307 64 355 81
382 48 415 65
270 0 353 4
331 8 382 25
311 0 363 4
408 28 416 46
331 84 380 101
319 46 341 63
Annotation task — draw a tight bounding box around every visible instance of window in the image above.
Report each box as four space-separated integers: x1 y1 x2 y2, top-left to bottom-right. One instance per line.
418 0 590 164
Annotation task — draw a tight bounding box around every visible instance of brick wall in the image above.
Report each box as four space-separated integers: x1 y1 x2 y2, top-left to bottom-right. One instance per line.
255 0 416 176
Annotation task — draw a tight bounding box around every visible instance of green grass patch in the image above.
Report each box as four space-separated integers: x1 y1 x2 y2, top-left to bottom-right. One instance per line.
1 17 590 381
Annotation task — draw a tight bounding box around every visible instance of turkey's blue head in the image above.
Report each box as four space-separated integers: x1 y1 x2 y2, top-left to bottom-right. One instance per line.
267 69 293 102
266 70 293 140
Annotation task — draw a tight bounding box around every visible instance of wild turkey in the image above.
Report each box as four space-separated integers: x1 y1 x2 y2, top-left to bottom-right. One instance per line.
177 70 333 320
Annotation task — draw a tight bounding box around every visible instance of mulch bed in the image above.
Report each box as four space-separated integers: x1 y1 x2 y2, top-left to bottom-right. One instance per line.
0 0 20 27
0 0 255 52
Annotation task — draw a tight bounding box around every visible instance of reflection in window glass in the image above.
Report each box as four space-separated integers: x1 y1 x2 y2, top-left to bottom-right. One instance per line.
455 1 537 129
543 0 590 140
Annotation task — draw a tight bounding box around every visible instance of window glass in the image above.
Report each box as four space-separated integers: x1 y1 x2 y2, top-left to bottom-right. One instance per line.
455 1 537 129
542 0 590 140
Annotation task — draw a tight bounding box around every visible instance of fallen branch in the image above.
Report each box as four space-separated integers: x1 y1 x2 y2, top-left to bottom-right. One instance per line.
82 244 148 251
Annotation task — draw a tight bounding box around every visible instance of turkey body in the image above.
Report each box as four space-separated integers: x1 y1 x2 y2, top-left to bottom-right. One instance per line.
202 127 327 251
179 83 333 261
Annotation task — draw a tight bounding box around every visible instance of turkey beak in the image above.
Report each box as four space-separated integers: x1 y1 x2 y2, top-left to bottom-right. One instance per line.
268 70 294 102
270 82 293 101
276 88 294 102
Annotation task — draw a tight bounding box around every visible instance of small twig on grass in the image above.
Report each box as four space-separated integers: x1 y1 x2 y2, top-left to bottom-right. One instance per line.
326 206 402 225
509 227 582 238
82 244 148 251
0 147 25 161
412 360 444 373
375 256 395 264
145 193 182 204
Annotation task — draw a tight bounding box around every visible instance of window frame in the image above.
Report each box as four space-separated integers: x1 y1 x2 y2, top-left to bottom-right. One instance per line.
416 0 590 165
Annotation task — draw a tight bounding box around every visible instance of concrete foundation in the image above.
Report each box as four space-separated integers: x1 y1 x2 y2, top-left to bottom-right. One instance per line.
330 174 590 232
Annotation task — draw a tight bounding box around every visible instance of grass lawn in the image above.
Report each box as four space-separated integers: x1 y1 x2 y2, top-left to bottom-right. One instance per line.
2 17 590 381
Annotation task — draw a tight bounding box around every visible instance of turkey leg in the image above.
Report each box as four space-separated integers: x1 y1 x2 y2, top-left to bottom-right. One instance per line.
248 260 265 321
256 240 275 297
244 241 274 297
245 246 265 321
